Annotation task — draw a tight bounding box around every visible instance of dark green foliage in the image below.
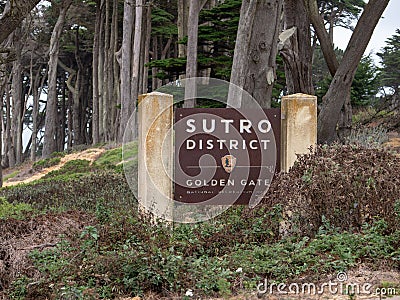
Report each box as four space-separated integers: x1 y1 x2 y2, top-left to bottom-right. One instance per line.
151 7 176 36
272 55 286 107
146 57 186 73
318 0 365 30
351 55 379 106
377 29 400 94
313 46 342 102
7 207 400 298
148 0 285 107
313 46 378 106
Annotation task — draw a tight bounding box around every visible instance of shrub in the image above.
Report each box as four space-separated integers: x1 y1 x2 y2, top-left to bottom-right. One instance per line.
260 145 400 237
0 171 137 214
345 125 388 148
0 197 33 219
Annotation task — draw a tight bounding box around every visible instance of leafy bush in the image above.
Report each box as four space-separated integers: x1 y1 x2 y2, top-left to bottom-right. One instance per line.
345 125 388 148
0 197 33 219
261 145 400 237
11 214 400 299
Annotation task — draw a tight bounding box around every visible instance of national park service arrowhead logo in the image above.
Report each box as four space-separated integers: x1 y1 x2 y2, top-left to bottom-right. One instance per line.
221 155 236 173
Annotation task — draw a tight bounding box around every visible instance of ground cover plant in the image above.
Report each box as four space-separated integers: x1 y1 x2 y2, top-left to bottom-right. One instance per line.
0 144 399 299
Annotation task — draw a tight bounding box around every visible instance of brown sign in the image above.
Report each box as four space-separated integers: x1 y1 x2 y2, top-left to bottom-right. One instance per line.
174 108 280 205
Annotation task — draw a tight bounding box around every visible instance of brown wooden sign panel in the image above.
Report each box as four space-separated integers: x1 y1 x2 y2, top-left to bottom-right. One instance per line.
174 108 280 205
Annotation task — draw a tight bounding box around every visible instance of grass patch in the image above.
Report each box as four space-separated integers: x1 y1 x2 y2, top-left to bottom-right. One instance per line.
3 170 20 182
95 142 138 173
42 159 92 180
32 157 61 171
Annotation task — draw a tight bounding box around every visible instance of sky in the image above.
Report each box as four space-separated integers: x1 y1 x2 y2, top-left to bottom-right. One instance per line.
333 0 400 62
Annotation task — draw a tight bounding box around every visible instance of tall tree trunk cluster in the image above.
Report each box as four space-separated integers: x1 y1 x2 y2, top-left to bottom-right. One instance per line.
316 0 390 143
42 0 73 158
0 0 391 177
228 0 283 108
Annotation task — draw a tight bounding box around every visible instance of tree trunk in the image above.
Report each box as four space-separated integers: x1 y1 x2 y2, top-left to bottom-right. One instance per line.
317 0 390 143
303 0 339 76
0 75 7 187
228 0 283 108
228 0 257 108
67 88 73 149
0 0 41 44
142 4 151 94
11 30 23 165
42 0 73 158
177 0 190 59
151 36 160 90
102 0 111 142
92 1 102 145
111 0 119 141
31 65 47 161
131 0 143 110
280 0 313 95
98 6 105 141
5 84 14 168
183 0 200 108
119 0 134 142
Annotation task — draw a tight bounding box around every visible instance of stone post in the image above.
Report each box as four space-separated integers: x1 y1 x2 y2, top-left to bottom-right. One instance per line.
281 93 317 172
138 92 174 221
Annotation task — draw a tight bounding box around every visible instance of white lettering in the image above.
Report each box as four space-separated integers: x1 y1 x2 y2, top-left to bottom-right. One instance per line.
258 119 272 133
203 119 215 133
221 119 234 133
240 119 252 133
186 119 196 133
186 140 196 149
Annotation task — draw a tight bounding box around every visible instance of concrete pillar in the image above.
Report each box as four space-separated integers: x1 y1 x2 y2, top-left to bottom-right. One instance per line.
138 92 174 221
281 93 317 172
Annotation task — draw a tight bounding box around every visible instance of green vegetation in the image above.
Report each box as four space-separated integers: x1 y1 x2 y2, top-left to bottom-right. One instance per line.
43 159 92 180
3 170 20 182
94 143 138 173
0 197 34 219
32 157 61 171
1 144 400 299
95 147 123 169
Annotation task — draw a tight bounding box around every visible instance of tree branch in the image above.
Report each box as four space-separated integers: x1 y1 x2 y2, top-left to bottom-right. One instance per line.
0 0 41 44
303 0 339 76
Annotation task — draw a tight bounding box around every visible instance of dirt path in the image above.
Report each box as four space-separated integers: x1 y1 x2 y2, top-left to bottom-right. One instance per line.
3 148 105 187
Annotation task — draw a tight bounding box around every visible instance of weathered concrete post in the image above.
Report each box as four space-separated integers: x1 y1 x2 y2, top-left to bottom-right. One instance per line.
138 92 174 221
281 93 317 172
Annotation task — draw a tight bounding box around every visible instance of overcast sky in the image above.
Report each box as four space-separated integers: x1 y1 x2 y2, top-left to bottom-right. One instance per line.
333 0 400 62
